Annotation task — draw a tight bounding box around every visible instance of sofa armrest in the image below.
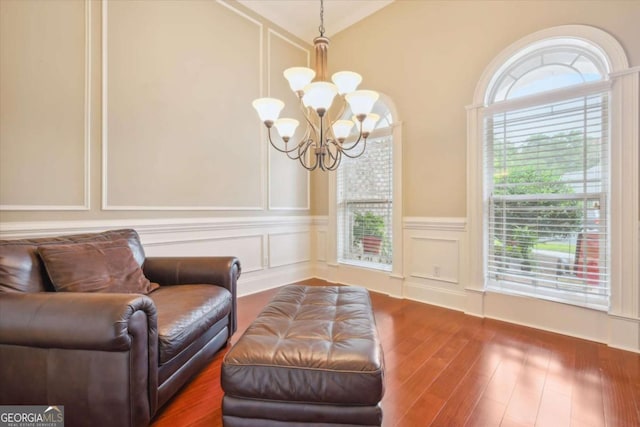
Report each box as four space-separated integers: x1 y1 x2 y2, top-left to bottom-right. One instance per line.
0 292 157 351
0 292 159 425
143 256 240 334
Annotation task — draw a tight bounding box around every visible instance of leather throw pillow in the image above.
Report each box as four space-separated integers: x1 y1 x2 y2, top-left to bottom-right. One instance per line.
38 239 159 294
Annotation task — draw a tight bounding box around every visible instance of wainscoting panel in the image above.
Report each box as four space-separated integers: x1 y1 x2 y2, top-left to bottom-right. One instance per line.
2 215 636 351
408 237 459 284
268 231 311 268
315 230 327 262
144 235 264 273
0 216 314 297
401 217 467 310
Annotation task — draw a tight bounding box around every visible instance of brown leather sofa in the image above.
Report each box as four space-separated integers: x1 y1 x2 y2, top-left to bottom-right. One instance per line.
0 229 240 427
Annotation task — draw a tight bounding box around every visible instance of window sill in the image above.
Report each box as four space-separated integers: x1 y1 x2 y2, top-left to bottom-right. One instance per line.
338 258 392 273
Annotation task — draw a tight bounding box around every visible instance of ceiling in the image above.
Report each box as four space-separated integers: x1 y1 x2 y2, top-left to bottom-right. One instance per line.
237 0 393 43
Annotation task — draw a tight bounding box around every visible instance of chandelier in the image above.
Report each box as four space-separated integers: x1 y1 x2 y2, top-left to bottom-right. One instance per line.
252 0 380 171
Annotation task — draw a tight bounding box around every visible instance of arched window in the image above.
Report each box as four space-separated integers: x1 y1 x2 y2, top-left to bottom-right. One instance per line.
486 38 609 103
336 97 395 270
474 28 626 310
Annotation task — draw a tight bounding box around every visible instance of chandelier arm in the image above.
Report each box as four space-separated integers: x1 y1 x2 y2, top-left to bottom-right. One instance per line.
340 133 364 152
298 100 320 140
340 138 368 159
300 146 319 171
284 148 303 161
282 123 312 161
328 95 347 142
296 138 313 162
323 147 342 170
341 119 366 151
267 127 307 155
286 138 311 161
325 140 340 161
300 122 312 147
326 150 343 171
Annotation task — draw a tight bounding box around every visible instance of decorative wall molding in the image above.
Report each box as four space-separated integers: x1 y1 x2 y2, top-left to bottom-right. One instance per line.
0 0 91 211
3 213 637 351
268 230 311 268
315 230 327 262
609 65 640 78
609 67 639 318
408 236 460 284
144 234 265 274
0 216 313 239
266 28 311 211
266 28 310 98
101 0 265 211
403 217 466 231
0 215 314 298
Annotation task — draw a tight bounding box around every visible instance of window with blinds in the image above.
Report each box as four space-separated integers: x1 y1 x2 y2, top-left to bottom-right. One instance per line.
483 39 611 310
337 106 393 270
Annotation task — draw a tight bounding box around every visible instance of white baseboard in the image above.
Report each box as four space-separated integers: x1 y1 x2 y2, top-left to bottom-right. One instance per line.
608 314 640 353
403 280 466 312
238 264 314 297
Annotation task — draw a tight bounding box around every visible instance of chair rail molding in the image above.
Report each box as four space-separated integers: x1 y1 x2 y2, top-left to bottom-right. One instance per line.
0 216 315 298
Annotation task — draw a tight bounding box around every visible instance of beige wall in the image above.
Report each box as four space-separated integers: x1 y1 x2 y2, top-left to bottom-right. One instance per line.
2 0 638 222
0 0 311 222
311 0 640 216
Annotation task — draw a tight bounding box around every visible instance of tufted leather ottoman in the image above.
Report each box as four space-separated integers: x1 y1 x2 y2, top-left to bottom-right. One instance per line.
221 285 384 427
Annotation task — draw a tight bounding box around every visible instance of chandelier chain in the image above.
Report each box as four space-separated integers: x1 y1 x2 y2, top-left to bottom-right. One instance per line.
318 0 325 36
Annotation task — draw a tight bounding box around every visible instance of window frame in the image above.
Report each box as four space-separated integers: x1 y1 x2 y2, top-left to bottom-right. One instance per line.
336 125 394 271
466 25 638 318
327 93 403 278
485 84 611 310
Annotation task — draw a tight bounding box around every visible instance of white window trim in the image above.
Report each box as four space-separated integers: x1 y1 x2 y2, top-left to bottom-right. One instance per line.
327 93 403 281
467 26 639 328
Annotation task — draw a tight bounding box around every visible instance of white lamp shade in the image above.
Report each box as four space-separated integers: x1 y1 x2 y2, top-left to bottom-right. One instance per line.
345 90 379 116
302 82 338 111
331 71 362 94
274 118 299 139
361 113 380 133
332 120 355 140
252 98 284 122
283 67 315 92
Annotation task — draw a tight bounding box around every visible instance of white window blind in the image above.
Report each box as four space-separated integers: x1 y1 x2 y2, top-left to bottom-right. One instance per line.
337 134 393 270
485 92 609 310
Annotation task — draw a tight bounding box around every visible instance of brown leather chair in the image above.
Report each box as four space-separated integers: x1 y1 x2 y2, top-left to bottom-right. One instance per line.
0 229 240 427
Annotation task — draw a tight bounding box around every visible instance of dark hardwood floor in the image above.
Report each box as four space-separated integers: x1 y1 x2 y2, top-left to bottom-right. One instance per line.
151 278 640 427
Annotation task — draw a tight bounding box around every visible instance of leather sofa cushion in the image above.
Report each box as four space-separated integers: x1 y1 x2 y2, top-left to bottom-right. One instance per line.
222 285 384 406
0 229 145 293
148 284 232 364
38 240 158 294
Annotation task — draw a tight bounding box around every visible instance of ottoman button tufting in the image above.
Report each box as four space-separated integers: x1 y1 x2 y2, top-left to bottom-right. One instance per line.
221 284 385 427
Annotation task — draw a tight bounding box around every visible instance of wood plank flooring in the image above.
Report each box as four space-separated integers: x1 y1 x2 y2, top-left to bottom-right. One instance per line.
151 279 640 427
